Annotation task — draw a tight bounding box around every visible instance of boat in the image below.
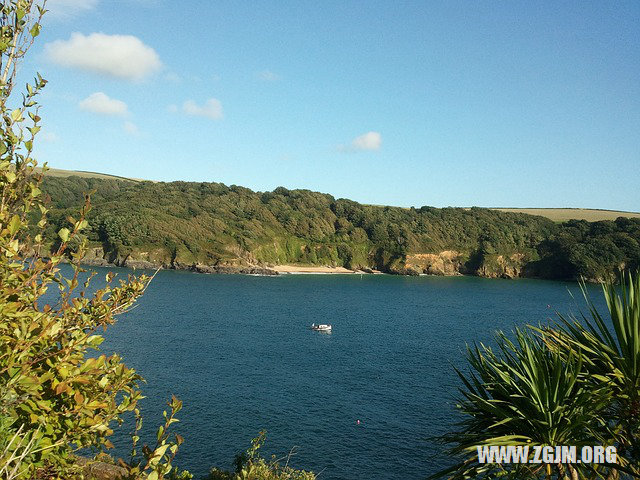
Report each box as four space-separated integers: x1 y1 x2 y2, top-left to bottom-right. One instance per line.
310 323 332 332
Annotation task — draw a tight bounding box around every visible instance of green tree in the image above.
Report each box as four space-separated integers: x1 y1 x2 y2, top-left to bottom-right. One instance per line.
0 1 182 478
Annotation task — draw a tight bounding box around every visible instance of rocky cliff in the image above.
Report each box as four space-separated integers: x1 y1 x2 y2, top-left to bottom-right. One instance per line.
77 244 535 280
402 251 529 279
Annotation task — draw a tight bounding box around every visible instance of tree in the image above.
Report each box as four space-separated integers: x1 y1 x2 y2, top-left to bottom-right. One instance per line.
0 1 182 478
1 5 317 480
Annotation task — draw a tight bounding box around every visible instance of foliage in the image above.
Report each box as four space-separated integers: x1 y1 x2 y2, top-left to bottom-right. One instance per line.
123 396 186 480
39 175 640 280
0 425 44 480
433 272 640 479
206 432 316 480
546 273 640 476
0 1 182 478
40 176 640 279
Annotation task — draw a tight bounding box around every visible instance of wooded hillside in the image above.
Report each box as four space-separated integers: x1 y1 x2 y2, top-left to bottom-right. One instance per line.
41 175 640 281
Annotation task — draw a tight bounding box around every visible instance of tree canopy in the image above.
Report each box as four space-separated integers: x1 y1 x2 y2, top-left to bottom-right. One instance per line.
40 175 640 281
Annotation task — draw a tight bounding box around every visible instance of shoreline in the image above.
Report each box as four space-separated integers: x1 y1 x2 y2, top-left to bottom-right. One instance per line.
67 257 597 282
74 257 384 276
271 265 382 274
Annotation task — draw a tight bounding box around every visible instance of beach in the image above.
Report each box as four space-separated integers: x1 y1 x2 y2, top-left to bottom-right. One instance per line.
272 265 370 274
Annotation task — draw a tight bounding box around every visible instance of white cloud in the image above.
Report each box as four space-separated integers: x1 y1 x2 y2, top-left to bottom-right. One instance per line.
340 131 382 152
79 92 128 116
44 32 162 81
258 70 281 82
47 0 98 18
123 121 139 135
352 131 382 150
182 99 223 120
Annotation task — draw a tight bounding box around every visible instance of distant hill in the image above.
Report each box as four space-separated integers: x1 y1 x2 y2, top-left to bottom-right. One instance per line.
38 171 640 282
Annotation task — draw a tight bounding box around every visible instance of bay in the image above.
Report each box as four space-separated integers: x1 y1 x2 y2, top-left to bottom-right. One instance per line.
86 268 605 479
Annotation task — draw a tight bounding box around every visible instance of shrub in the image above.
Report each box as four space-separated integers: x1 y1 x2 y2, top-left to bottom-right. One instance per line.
0 1 182 478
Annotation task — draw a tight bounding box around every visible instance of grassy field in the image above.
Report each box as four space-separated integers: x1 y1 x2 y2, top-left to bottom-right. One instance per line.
36 167 141 182
493 208 640 222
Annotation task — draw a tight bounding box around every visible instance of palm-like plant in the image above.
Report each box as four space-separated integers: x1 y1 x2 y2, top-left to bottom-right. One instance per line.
545 273 640 475
432 272 640 480
432 330 611 479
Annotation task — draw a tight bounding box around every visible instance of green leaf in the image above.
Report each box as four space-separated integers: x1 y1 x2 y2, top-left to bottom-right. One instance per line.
8 215 21 235
58 227 71 242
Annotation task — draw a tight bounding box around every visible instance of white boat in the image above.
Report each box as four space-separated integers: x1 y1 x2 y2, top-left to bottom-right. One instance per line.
310 323 332 332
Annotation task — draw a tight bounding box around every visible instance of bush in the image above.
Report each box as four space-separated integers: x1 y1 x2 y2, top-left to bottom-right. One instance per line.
206 432 316 480
0 2 182 478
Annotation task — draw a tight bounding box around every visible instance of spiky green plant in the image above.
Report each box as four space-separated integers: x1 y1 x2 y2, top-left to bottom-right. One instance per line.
545 272 640 475
432 273 640 479
432 329 614 479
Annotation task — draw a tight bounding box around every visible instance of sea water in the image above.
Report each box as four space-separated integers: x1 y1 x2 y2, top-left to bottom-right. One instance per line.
79 269 605 479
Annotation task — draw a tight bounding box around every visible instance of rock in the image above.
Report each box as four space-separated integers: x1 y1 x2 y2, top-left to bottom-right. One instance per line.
74 457 127 480
404 251 465 276
122 258 161 270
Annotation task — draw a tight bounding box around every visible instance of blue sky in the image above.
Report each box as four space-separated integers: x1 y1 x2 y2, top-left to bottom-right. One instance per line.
24 0 640 210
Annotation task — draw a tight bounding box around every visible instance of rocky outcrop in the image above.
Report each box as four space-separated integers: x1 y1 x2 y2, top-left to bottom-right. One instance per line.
70 246 279 275
474 253 527 279
402 251 531 279
404 251 467 276
189 263 278 275
81 247 111 266
74 457 127 480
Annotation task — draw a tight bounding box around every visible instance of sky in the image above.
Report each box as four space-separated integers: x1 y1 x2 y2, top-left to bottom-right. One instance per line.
20 0 640 210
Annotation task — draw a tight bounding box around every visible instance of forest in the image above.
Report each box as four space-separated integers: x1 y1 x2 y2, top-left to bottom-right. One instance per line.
40 175 640 281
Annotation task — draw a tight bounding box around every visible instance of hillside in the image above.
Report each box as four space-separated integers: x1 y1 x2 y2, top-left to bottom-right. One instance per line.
41 168 640 223
38 173 640 281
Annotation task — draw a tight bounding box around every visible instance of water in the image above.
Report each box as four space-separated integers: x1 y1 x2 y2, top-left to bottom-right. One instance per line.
79 269 604 479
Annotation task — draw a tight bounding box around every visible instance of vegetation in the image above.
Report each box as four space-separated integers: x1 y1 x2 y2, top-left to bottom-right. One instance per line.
1 3 315 479
433 272 640 479
3 1 639 479
38 175 640 281
0 1 187 478
206 433 315 480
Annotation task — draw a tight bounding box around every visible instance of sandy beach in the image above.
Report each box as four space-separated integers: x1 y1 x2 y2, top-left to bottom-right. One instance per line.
272 265 370 274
